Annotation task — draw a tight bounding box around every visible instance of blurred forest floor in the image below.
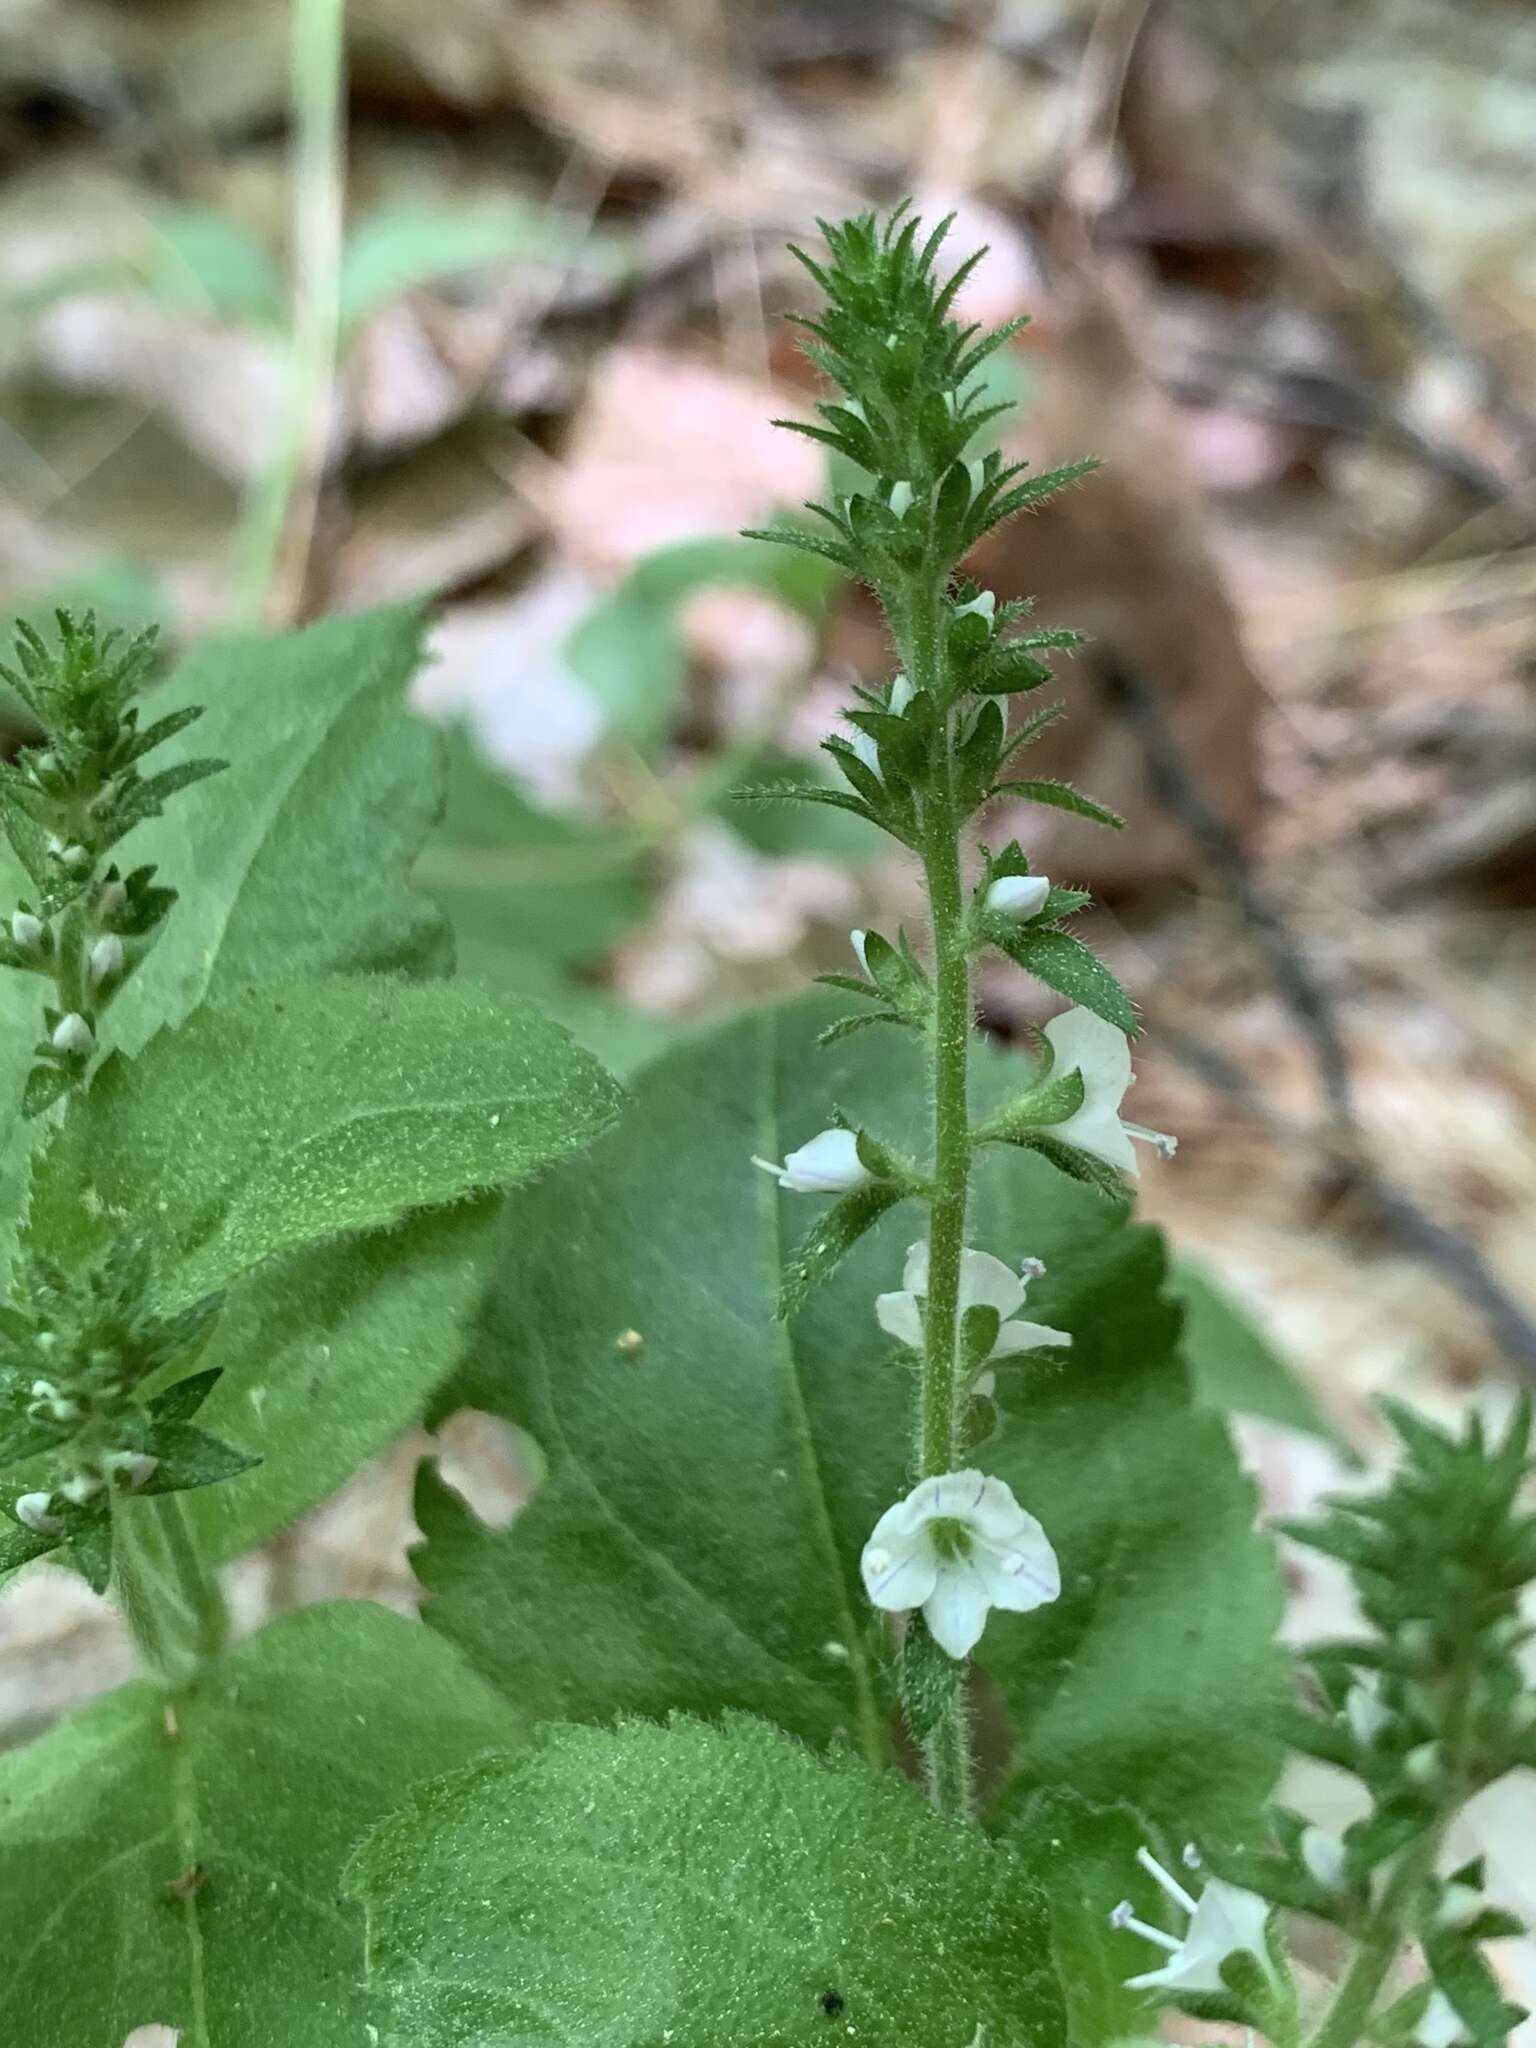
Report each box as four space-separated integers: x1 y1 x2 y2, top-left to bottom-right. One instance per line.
3 0 1536 1967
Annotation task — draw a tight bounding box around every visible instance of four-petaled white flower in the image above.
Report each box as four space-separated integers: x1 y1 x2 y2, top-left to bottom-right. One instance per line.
985 874 1051 920
876 1243 1069 1395
1110 1847 1272 1993
752 1129 869 1194
1037 1007 1176 1177
860 1469 1060 1659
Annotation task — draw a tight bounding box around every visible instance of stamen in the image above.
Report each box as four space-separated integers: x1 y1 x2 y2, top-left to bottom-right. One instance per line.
1136 1845 1199 1915
1115 1909 1183 1953
1124 1122 1178 1158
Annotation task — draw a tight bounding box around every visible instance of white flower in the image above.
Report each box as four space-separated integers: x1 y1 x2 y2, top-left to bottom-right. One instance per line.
51 1012 94 1056
955 589 996 625
752 1129 870 1194
888 479 914 519
888 672 915 715
89 934 124 984
1111 1848 1272 1993
1346 1671 1391 1748
860 1469 1060 1659
876 1242 1069 1393
97 878 127 917
61 1471 104 1507
1038 1008 1176 1177
10 910 43 950
850 929 871 976
1300 1825 1348 1892
123 2030 181 2048
14 1490 61 1535
104 1450 159 1490
848 727 881 777
1417 1990 1472 2048
985 874 1051 920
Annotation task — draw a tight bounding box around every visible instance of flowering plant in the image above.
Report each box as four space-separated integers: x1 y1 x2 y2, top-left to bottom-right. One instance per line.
0 210 1530 2048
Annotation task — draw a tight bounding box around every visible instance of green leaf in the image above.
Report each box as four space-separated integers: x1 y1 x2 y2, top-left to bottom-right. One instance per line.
338 201 623 334
1009 1791 1161 2048
27 976 622 1300
106 605 450 1055
417 726 646 976
1170 1260 1341 1446
414 1005 907 1756
991 777 1125 829
778 1177 907 1315
172 1198 503 1564
0 1601 522 2047
976 1126 1287 1839
146 207 283 324
997 925 1140 1035
567 536 840 754
415 999 1286 1842
346 1714 1065 2048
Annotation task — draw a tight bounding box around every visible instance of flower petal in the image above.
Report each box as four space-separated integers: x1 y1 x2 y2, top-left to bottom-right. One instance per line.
1042 1006 1132 1102
900 1240 929 1294
957 1248 1025 1320
779 1128 869 1192
875 1289 925 1349
973 1522 1061 1612
992 1317 1072 1358
923 1558 992 1658
863 1543 939 1612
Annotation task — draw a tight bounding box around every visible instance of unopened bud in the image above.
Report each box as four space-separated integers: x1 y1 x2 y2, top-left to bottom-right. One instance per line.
985 874 1051 920
954 589 996 626
1436 1881 1484 1930
51 1012 94 1056
96 878 128 917
888 672 915 716
88 934 124 984
1300 1826 1349 1893
850 930 871 977
1405 1740 1442 1786
104 1449 159 1490
888 480 914 519
14 1490 61 1534
46 835 89 871
967 458 987 497
61 1471 104 1507
10 910 44 951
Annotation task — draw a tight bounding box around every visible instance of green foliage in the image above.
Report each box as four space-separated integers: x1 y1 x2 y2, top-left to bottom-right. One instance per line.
106 603 449 1054
420 724 646 977
175 1196 503 1563
415 999 1286 1840
1170 1261 1339 1444
568 534 840 753
0 1602 522 2047
346 1713 1066 2048
26 975 623 1301
974 1126 1288 1840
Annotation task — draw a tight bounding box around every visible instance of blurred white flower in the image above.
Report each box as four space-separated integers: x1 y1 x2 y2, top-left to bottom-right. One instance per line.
860 1469 1059 1658
1111 1848 1272 1992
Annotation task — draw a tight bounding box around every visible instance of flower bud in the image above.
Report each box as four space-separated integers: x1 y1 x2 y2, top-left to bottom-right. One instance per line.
888 673 915 716
96 878 128 917
46 835 90 871
752 1128 871 1194
888 480 914 519
88 934 124 985
1300 1826 1349 1893
61 1471 104 1506
1405 1739 1442 1786
51 1012 94 1056
850 930 871 977
985 874 1051 920
10 910 44 951
104 1449 159 1490
14 1490 61 1534
967 458 986 497
954 589 996 625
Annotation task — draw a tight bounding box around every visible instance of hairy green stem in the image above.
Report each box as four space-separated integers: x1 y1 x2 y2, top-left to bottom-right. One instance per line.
111 1491 229 1690
904 576 979 1820
1308 1833 1441 2048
